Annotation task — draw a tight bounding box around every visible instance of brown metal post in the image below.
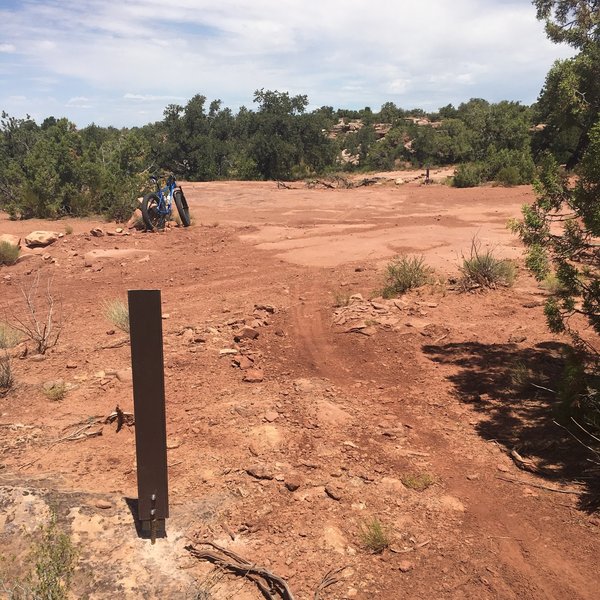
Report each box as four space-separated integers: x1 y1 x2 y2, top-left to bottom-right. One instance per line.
128 290 168 541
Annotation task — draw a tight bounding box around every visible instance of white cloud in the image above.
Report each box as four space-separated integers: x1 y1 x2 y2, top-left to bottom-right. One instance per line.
0 43 16 53
66 96 92 108
0 0 576 126
124 93 186 101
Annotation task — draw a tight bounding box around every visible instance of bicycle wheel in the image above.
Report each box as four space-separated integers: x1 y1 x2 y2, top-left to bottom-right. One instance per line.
174 189 191 227
141 192 166 231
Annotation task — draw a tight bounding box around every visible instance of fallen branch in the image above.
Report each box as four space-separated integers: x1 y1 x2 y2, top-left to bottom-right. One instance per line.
496 475 581 495
104 405 134 432
186 541 295 600
98 337 129 350
314 566 348 600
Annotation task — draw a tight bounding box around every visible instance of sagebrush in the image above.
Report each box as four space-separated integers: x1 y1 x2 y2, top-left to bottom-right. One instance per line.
103 298 130 334
382 255 433 298
459 239 515 289
0 241 20 266
359 517 391 554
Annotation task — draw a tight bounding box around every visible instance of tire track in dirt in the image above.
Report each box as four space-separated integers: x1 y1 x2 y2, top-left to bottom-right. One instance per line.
284 278 598 599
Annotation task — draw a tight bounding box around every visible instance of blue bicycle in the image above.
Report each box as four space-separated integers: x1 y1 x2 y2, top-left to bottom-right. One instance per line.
141 173 190 231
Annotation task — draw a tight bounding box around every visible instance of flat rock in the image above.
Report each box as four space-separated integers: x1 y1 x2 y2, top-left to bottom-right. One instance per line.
83 248 155 267
90 227 104 237
0 234 20 247
264 410 279 423
325 484 343 501
235 326 259 341
95 499 113 509
243 368 264 383
508 333 527 343
25 231 59 248
116 369 133 383
246 465 274 480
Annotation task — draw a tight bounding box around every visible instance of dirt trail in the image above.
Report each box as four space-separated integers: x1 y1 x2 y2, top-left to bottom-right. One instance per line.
0 178 598 599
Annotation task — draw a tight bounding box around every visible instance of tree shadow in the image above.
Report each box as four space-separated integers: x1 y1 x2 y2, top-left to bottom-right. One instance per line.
422 340 600 512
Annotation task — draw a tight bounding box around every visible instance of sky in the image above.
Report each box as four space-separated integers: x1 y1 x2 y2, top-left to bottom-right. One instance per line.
0 0 575 128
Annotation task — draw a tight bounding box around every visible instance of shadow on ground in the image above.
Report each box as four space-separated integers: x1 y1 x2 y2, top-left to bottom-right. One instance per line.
423 340 600 512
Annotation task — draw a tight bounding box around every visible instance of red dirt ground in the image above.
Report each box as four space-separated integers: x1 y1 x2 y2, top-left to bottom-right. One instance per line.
0 177 599 599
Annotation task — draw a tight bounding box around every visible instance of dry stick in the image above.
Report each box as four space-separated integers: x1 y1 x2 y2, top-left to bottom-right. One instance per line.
553 419 600 460
186 541 296 600
496 475 581 495
571 417 600 445
314 566 348 600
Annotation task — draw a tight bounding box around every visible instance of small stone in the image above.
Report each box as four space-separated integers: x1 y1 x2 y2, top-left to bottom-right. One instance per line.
220 348 239 356
167 438 182 449
237 355 254 370
466 473 480 481
115 228 123 234
42 378 65 392
246 465 274 480
285 476 302 492
30 354 46 362
264 410 279 423
254 304 276 314
66 363 78 369
116 370 133 383
235 326 259 341
497 464 510 473
95 499 112 509
243 368 264 383
325 484 343 501
508 334 527 343
398 560 414 573
90 227 104 237
162 313 170 320
42 253 52 261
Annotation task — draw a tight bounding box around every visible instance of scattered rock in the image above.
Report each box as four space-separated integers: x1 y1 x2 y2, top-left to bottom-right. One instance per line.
398 560 414 573
325 484 343 501
0 234 20 247
254 304 276 314
66 363 78 369
30 354 46 362
466 473 480 481
246 465 274 480
508 333 527 343
42 379 65 392
234 355 254 370
243 368 264 383
116 369 133 383
95 499 113 510
125 208 143 229
220 348 239 356
497 464 510 473
25 231 59 248
235 326 259 341
167 438 182 450
264 410 279 423
285 475 303 492
90 228 104 237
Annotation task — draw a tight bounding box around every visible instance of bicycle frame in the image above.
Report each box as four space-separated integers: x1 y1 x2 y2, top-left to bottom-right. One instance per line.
150 174 178 218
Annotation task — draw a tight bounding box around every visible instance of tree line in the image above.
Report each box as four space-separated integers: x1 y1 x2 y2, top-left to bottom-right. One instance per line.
0 1 596 222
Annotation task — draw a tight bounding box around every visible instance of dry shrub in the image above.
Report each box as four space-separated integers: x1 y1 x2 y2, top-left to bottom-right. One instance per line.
382 255 433 298
459 238 515 290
